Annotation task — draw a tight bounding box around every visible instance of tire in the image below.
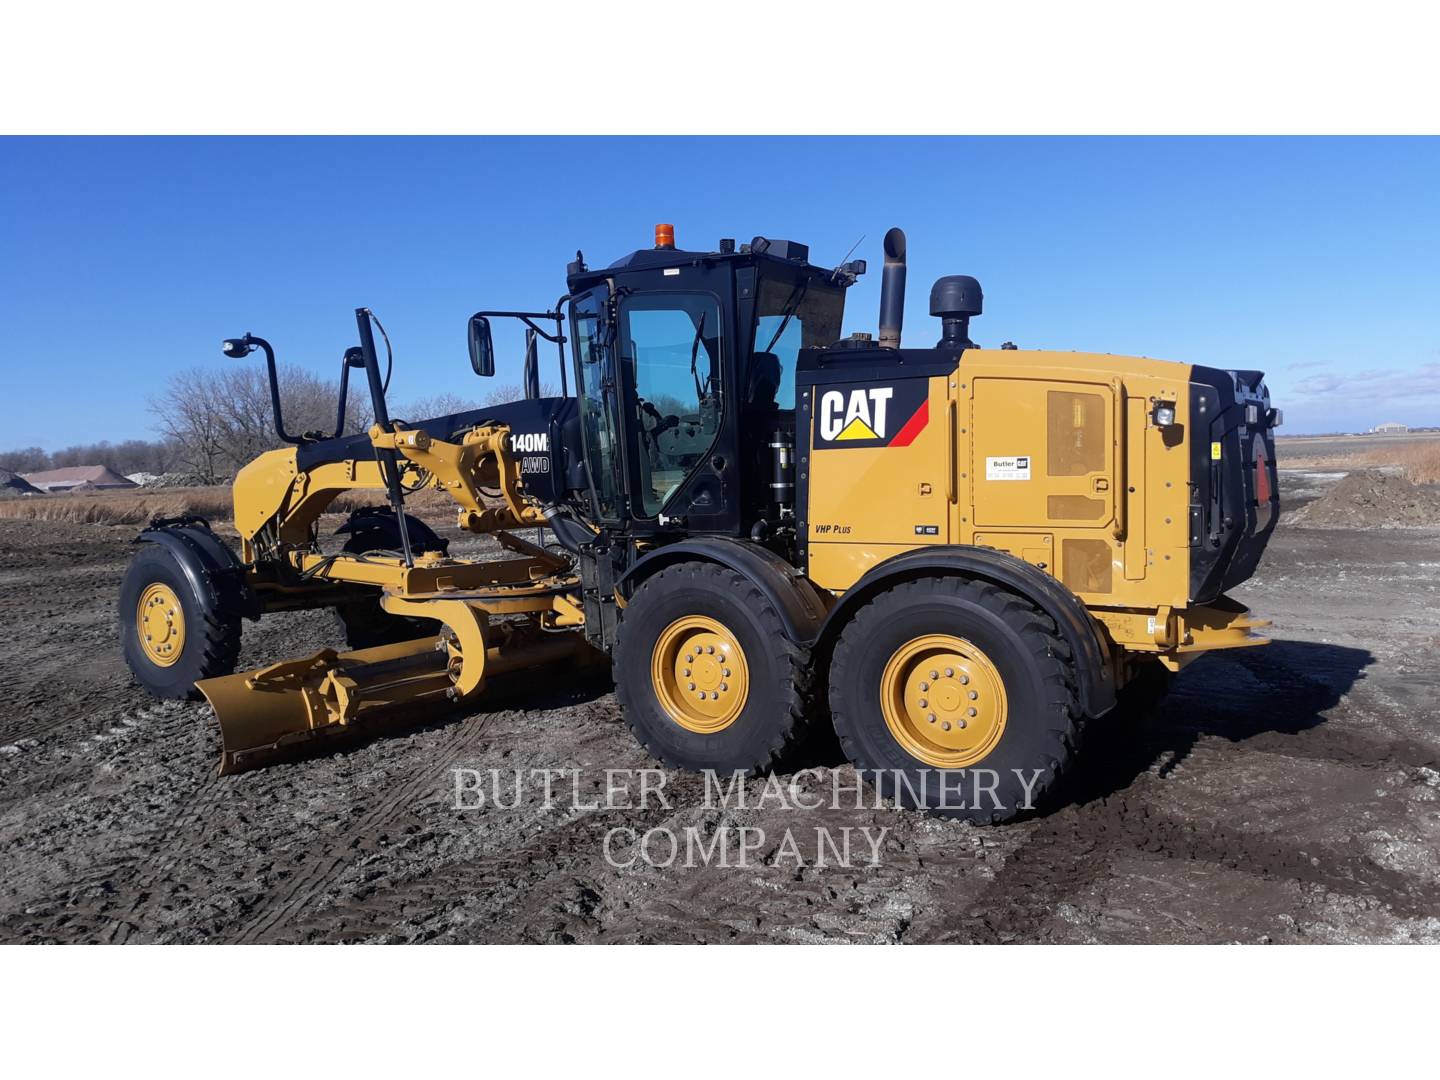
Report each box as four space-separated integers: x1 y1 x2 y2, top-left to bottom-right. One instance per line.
829 575 1081 824
120 543 243 699
613 562 816 774
332 529 443 649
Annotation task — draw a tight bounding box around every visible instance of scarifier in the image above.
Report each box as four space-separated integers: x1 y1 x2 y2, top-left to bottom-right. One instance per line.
120 225 1281 822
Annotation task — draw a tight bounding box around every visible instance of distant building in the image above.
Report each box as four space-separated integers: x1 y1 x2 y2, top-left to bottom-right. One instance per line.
1370 421 1409 434
21 465 139 493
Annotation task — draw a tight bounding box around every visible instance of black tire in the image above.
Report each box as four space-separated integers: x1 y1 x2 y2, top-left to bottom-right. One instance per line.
829 575 1081 824
120 543 243 699
332 529 442 649
613 562 816 774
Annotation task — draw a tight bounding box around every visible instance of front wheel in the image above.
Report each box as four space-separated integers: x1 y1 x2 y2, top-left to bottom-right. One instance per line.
613 562 816 774
120 544 243 699
829 576 1081 824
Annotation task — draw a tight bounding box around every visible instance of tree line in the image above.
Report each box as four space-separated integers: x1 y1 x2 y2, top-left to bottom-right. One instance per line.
3 368 553 484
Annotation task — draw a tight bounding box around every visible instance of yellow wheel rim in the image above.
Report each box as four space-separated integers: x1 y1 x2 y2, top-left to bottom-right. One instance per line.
651 615 750 734
880 633 1007 768
137 582 186 667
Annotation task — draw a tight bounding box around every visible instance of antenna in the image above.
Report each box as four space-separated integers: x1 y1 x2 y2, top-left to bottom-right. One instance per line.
835 233 865 269
830 233 867 285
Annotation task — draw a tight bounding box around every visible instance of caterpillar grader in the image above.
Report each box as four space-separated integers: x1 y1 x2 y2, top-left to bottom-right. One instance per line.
121 225 1280 822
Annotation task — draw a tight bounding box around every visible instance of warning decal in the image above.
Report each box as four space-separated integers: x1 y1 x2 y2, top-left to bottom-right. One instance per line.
985 455 1031 481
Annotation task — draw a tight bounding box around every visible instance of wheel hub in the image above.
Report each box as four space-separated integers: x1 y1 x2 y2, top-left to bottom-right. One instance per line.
137 582 186 667
651 615 750 734
880 633 1007 768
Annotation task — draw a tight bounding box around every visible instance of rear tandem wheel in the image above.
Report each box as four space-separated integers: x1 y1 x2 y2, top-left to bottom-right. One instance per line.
828 575 1083 824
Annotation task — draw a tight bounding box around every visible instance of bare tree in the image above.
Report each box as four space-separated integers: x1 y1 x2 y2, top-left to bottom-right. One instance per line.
394 393 481 421
0 447 51 473
148 363 367 482
482 383 558 407
150 371 231 482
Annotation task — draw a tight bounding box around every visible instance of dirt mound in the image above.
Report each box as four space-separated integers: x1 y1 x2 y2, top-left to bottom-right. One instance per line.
1287 469 1440 528
144 471 216 488
0 469 42 499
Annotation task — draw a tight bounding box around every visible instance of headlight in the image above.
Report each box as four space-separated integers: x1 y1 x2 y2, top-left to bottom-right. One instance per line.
1151 401 1177 428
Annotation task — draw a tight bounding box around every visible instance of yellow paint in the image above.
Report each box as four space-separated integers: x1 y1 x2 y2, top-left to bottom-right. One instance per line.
803 347 1258 684
879 633 1007 768
137 582 185 667
650 615 750 734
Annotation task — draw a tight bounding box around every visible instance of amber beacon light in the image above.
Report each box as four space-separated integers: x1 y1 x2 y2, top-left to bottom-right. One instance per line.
654 223 675 249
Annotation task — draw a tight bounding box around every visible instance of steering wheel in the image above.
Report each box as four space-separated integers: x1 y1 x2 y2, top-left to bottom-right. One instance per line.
637 399 680 451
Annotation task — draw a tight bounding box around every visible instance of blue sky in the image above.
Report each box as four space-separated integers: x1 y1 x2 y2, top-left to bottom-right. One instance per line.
1 136 1436 447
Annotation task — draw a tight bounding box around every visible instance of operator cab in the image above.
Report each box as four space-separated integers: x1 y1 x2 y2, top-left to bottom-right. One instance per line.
563 226 856 542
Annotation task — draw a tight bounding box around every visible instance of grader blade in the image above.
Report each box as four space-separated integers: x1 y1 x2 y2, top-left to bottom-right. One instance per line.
198 596 591 774
197 636 454 774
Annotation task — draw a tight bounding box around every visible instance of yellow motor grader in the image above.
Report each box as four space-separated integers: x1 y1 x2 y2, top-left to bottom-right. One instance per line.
121 226 1279 822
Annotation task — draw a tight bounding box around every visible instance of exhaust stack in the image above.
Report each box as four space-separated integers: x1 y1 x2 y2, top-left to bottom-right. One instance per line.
878 227 907 349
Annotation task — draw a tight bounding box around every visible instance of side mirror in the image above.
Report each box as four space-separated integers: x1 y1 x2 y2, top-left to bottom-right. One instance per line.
468 315 495 377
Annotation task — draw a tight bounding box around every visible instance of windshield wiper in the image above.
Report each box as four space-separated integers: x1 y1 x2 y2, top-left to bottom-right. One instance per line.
762 279 809 354
689 311 710 401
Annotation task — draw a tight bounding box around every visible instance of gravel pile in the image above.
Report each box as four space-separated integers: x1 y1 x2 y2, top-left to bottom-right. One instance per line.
1287 470 1440 528
0 469 42 499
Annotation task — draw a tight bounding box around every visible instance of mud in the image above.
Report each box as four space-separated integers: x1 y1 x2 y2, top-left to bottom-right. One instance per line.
1286 469 1440 529
1 475 1438 944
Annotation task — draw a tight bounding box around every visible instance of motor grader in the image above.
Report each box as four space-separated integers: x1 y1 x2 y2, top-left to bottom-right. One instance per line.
121 225 1280 822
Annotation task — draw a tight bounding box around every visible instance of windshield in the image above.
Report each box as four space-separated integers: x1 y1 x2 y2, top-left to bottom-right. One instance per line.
752 275 844 410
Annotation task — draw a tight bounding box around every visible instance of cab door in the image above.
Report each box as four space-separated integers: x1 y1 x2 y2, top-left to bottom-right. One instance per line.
570 285 626 523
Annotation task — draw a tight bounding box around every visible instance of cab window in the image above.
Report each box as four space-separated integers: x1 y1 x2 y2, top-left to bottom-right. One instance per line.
619 292 723 518
752 276 844 410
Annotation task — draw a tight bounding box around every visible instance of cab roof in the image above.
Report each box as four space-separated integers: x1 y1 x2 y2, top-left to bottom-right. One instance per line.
564 236 847 294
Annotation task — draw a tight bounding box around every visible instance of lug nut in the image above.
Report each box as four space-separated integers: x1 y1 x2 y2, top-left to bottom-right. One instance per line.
919 681 929 692
687 682 696 691
918 698 928 708
944 667 954 678
969 690 978 700
958 719 967 729
719 683 728 692
683 668 691 677
723 668 731 677
942 721 952 732
928 670 938 680
960 674 969 685
927 713 937 723
967 707 978 717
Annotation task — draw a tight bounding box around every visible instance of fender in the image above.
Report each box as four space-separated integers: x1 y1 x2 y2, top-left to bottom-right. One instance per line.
816 545 1117 718
135 521 260 620
335 507 448 555
617 537 831 647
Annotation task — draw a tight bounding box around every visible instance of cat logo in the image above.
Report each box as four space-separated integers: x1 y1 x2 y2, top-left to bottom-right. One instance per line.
813 379 929 450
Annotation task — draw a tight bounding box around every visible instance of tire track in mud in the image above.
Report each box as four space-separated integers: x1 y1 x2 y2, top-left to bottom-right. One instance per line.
102 769 228 943
228 710 500 944
267 788 692 944
947 787 1436 943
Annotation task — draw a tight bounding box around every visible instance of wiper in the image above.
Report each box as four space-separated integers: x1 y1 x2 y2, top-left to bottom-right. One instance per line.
689 311 710 401
763 279 809 354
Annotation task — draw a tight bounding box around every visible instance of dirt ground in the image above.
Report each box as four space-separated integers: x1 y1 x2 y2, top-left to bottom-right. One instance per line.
2 476 1438 944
